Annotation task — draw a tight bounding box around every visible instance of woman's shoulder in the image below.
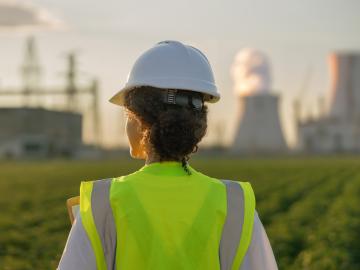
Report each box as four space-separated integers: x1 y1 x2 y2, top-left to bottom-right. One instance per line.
80 177 114 186
190 167 250 187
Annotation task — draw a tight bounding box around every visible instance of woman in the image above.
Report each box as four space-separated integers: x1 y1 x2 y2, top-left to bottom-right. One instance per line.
58 40 278 270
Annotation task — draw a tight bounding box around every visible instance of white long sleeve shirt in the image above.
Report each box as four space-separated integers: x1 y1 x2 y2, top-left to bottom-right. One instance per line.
57 210 278 270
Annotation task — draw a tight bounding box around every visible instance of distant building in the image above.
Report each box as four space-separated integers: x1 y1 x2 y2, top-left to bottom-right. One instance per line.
0 107 82 158
297 52 360 153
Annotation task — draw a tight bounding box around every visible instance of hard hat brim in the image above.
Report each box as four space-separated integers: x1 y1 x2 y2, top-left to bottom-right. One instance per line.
109 83 221 106
109 88 127 106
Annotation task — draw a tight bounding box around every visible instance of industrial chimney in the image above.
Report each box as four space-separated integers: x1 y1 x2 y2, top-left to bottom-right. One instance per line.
230 48 287 153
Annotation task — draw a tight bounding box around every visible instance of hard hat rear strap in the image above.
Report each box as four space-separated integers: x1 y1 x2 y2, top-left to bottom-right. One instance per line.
162 89 203 110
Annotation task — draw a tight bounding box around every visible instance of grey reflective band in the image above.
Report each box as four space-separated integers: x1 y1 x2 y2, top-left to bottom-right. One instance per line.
219 179 245 270
91 178 117 270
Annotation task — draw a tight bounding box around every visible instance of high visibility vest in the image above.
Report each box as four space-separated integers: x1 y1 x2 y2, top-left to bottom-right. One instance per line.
79 161 255 270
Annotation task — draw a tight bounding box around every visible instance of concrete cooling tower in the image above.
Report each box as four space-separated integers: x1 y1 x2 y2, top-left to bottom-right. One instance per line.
326 52 360 121
230 48 287 153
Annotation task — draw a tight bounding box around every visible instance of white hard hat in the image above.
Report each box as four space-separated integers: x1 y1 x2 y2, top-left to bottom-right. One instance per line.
109 40 220 106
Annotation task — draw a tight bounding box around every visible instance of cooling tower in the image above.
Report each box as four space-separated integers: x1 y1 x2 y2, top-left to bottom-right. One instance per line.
230 48 287 153
231 93 287 153
327 52 360 121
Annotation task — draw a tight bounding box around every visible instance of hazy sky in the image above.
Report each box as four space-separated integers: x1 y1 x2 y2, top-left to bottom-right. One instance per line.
0 0 359 149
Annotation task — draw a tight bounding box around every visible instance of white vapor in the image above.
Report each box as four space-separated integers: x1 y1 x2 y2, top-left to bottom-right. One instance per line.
230 48 272 97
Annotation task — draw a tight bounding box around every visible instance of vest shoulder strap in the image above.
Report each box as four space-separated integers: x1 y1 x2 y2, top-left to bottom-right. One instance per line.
80 178 116 270
219 179 256 270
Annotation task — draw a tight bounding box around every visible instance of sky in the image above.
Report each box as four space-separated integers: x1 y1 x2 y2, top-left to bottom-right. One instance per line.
0 0 359 149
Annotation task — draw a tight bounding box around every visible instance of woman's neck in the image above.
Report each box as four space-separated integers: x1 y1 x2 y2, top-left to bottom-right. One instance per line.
144 151 181 165
145 151 161 165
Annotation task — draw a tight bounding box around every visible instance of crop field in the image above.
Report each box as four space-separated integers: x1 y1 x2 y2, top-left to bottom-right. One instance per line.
0 157 359 269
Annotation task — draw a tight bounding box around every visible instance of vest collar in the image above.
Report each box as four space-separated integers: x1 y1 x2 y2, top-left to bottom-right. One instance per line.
138 161 194 176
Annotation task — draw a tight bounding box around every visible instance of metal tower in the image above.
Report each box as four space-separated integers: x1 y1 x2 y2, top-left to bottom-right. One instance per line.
21 36 41 107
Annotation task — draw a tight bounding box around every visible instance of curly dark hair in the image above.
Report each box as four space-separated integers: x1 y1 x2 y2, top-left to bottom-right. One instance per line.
123 86 208 175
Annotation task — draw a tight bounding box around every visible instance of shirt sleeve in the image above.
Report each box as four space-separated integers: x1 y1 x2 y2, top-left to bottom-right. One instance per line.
240 210 278 270
57 212 97 270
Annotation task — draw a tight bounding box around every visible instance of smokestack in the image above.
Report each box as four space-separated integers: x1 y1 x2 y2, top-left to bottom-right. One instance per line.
293 98 301 123
317 96 325 118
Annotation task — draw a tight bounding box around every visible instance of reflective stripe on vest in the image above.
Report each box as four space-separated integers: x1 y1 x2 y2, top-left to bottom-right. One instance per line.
80 179 116 270
79 178 255 270
219 180 256 270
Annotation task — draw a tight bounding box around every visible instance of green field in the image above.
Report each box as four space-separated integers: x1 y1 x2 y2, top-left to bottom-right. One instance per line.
0 157 359 269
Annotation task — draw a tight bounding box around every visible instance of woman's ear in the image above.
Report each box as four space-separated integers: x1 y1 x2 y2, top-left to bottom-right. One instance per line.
126 113 146 160
138 123 149 157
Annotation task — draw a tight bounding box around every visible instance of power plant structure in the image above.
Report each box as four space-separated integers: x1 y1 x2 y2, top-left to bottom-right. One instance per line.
296 52 360 153
229 48 288 154
0 36 101 159
2 38 359 158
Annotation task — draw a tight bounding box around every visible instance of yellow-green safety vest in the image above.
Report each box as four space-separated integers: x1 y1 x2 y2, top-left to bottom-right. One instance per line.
80 161 255 270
